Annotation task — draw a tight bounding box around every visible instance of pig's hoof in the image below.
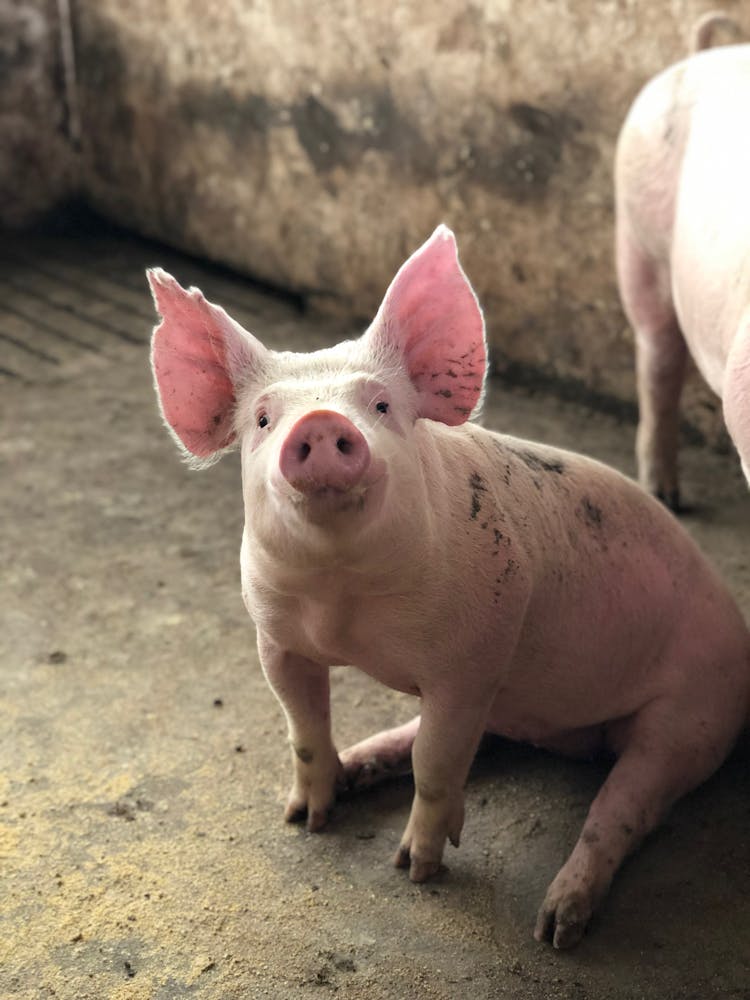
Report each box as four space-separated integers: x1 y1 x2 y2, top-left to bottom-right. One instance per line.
343 758 382 791
534 892 592 950
284 755 346 830
393 846 446 882
284 796 336 832
342 756 411 792
284 802 330 832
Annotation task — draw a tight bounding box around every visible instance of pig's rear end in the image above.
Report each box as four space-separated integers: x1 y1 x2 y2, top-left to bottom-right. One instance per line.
615 41 750 501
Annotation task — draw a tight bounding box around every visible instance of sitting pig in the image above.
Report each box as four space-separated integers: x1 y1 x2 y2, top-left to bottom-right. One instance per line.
148 226 750 949
615 16 750 505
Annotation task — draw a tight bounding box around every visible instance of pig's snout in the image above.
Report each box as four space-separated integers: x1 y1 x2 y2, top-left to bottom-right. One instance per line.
279 410 371 494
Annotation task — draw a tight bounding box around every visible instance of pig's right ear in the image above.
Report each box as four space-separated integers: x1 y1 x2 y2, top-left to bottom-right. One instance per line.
365 225 487 425
148 268 268 466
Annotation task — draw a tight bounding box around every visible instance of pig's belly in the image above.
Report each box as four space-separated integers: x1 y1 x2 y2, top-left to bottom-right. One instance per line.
478 596 668 756
483 704 608 759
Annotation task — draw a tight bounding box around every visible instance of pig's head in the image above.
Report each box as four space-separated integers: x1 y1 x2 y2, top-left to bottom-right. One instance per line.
148 225 486 561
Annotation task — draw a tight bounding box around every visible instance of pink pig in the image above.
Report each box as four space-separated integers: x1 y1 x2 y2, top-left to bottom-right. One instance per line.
148 227 750 949
616 15 750 506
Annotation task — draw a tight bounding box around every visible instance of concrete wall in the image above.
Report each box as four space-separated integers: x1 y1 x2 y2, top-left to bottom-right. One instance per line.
14 1 750 441
0 0 79 227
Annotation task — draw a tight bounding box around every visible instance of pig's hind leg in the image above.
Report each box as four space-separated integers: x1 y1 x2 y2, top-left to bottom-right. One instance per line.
534 694 739 949
340 716 420 790
616 224 688 510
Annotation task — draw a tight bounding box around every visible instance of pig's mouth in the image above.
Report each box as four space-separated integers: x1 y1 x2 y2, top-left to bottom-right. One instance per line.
276 466 387 524
291 477 384 515
296 486 367 511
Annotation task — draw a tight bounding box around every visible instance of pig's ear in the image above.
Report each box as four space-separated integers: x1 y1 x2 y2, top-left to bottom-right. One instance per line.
148 268 268 466
368 225 487 425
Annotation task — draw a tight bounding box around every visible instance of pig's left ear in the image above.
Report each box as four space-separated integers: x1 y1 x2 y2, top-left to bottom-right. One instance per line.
367 225 487 425
148 268 268 466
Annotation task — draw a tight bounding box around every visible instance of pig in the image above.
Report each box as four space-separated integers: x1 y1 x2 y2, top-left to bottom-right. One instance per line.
615 13 750 507
148 226 750 949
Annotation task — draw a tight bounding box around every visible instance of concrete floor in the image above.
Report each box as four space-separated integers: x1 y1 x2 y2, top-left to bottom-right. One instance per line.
2 224 750 1000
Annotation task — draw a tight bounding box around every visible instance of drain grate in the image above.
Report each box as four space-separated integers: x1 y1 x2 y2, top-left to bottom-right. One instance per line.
0 227 305 385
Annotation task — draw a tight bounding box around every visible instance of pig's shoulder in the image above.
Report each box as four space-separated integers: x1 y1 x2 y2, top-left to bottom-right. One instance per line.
457 425 576 483
425 420 659 509
460 424 670 515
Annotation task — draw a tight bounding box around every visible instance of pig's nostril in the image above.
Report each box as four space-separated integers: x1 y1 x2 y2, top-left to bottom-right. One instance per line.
336 437 353 455
299 442 311 461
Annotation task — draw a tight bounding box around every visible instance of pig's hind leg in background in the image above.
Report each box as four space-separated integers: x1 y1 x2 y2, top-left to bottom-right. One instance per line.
615 114 688 511
616 219 687 511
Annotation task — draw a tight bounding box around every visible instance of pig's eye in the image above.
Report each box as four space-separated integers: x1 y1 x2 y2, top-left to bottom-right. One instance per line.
258 414 269 429
375 401 389 414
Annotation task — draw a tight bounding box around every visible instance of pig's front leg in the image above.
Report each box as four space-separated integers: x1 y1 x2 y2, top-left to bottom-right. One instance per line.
258 632 344 832
394 694 490 882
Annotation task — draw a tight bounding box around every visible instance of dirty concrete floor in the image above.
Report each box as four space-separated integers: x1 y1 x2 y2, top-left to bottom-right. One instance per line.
2 224 750 1000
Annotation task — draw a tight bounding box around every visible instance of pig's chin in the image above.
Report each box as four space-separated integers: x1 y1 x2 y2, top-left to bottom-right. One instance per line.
275 474 386 526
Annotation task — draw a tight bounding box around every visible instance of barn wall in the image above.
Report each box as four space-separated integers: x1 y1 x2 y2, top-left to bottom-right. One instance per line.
9 1 747 443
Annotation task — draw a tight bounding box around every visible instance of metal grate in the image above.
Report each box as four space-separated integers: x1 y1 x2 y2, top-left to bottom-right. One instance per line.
0 224 306 385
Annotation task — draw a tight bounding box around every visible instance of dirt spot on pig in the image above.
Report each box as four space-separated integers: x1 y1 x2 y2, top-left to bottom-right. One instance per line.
578 496 603 527
469 472 488 520
491 528 511 557
502 558 518 579
508 447 565 476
